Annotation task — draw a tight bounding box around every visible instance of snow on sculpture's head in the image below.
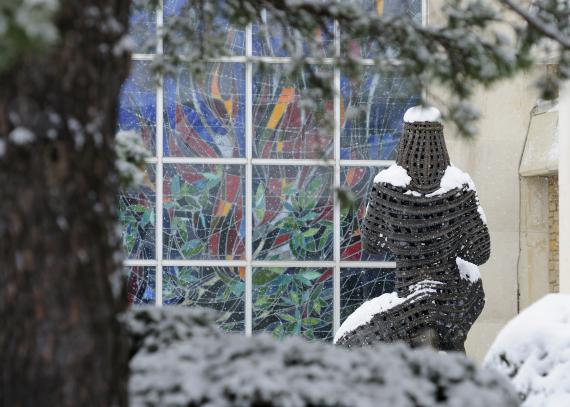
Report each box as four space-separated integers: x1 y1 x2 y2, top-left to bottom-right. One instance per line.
397 105 449 194
403 106 442 124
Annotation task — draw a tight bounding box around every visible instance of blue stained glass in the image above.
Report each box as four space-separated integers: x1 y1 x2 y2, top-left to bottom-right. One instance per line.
342 0 422 59
164 63 245 157
252 16 334 57
164 0 245 56
341 69 419 160
118 61 156 153
129 0 156 53
253 267 333 341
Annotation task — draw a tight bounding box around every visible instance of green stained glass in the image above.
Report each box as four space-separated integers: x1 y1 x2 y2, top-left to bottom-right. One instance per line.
253 267 333 341
119 165 156 260
253 165 333 261
163 266 245 331
163 164 245 260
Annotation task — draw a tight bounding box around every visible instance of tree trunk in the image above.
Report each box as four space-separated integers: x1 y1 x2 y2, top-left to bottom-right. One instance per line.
0 1 131 405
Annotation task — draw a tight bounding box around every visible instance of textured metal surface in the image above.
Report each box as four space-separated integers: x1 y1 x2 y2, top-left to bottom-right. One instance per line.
337 121 490 352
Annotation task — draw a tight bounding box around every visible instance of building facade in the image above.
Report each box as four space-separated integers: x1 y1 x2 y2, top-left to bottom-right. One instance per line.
119 0 564 361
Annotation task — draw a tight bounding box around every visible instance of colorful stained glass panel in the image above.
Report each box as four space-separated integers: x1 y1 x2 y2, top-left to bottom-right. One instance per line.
253 165 333 261
340 268 395 325
129 0 156 53
164 63 245 157
163 266 245 331
341 69 419 160
126 266 156 305
253 267 333 340
118 61 156 153
164 0 245 56
119 165 156 260
253 65 333 160
341 166 393 261
342 0 422 59
252 14 334 57
163 164 245 260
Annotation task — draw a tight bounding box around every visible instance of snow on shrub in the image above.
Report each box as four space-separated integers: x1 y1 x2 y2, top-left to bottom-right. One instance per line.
115 130 150 187
484 294 570 407
126 306 519 407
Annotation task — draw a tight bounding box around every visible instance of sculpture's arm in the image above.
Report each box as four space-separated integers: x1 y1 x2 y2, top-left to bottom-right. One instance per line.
361 186 390 254
458 192 490 266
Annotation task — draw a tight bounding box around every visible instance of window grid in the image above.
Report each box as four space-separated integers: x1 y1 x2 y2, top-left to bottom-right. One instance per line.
126 0 427 338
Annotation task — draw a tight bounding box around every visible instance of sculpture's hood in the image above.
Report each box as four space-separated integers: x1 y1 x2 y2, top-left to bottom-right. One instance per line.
396 121 450 194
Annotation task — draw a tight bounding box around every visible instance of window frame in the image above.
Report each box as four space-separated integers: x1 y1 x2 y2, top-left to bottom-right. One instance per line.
123 0 426 339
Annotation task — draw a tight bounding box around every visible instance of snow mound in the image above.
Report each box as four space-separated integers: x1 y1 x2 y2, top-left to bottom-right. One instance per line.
373 164 411 187
484 294 570 407
403 106 442 123
456 257 481 283
126 306 519 407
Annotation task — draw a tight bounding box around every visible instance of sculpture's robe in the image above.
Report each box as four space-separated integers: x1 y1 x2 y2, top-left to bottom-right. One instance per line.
336 122 490 352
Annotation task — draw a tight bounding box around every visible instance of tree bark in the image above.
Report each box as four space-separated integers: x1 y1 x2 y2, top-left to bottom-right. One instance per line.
0 1 131 405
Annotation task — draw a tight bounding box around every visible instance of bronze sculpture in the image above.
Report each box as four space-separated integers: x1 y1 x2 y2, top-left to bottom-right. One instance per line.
335 107 490 352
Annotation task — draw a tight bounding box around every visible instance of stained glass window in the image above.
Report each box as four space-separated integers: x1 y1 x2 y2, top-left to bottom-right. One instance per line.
252 165 333 261
121 0 421 342
164 63 246 157
253 268 333 340
163 266 245 330
119 164 156 260
163 164 245 260
126 266 156 305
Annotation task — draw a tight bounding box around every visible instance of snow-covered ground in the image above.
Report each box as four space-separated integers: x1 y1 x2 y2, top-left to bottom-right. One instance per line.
484 294 570 407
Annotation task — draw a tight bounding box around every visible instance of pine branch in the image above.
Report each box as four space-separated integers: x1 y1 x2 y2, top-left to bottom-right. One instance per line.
498 0 570 49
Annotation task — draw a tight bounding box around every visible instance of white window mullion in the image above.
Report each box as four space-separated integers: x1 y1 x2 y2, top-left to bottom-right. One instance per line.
333 18 342 336
245 22 254 337
155 0 164 306
124 259 396 268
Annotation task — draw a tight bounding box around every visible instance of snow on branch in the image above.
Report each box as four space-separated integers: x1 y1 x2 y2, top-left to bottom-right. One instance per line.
150 0 533 136
115 130 151 187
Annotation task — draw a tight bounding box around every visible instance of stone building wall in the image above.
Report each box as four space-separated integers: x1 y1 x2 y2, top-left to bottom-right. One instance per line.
549 175 560 292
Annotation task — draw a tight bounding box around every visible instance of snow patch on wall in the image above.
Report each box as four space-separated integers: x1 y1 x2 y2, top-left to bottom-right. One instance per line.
484 294 570 407
373 164 411 188
456 257 481 283
403 106 442 123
